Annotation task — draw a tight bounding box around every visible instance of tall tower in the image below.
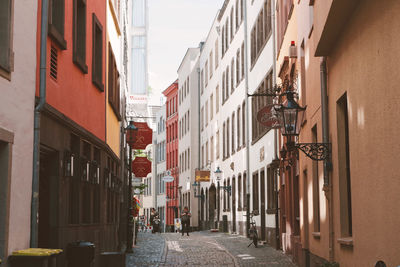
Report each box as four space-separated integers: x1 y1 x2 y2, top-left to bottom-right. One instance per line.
128 0 149 119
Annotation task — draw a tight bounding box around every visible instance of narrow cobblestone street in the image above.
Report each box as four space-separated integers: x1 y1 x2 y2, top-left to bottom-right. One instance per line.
127 231 296 266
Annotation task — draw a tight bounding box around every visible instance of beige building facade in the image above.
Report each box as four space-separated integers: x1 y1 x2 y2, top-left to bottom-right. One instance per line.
0 0 38 265
277 0 400 266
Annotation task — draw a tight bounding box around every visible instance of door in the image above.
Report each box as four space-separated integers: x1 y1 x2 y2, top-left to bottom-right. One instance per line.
38 147 59 248
209 185 216 229
260 169 266 241
232 177 236 233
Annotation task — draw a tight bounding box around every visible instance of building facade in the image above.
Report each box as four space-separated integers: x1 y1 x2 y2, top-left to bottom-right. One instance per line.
155 106 167 232
0 0 38 265
177 47 201 230
163 81 179 230
33 0 126 265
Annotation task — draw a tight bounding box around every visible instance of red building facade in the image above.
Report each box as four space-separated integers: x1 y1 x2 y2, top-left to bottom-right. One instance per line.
163 81 179 229
35 1 123 265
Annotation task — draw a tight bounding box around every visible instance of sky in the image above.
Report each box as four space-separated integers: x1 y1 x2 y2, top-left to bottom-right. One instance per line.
147 0 225 105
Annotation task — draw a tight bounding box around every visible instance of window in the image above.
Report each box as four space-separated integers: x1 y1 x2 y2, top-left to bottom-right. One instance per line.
209 52 213 78
0 132 12 261
205 101 209 126
222 26 225 55
200 69 204 95
242 101 246 147
241 43 245 79
201 106 204 131
210 94 214 120
240 0 244 22
235 0 239 29
215 40 219 68
216 86 220 113
206 141 209 165
231 59 235 92
132 0 146 27
227 118 230 157
236 49 240 84
237 107 241 149
201 145 204 168
251 70 273 142
205 61 209 87
276 0 292 49
225 19 229 51
337 93 352 237
108 45 121 119
312 125 320 232
243 172 247 208
238 174 242 210
0 0 13 75
210 136 214 162
225 66 229 101
253 172 259 211
188 148 190 169
216 131 220 159
48 0 66 49
230 8 234 41
232 113 235 154
223 123 226 159
92 14 103 91
267 165 277 213
73 0 88 73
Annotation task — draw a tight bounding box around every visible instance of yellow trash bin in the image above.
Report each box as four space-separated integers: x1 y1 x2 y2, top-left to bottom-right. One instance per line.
10 248 63 267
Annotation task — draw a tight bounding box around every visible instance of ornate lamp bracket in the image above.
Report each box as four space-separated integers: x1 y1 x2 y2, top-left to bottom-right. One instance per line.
296 143 331 161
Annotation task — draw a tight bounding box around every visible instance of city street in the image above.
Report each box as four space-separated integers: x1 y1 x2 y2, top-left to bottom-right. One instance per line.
127 231 296 267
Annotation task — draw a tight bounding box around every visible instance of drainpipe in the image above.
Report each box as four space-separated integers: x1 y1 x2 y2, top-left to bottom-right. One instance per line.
320 57 333 262
31 0 49 248
243 0 251 237
271 0 280 250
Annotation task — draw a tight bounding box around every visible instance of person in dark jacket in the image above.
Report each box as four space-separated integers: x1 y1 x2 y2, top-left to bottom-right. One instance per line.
150 208 159 234
181 206 191 236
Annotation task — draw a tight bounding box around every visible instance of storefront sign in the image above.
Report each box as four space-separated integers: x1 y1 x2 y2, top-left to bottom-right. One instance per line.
132 122 153 149
195 170 210 182
132 157 152 177
257 104 282 130
162 175 174 183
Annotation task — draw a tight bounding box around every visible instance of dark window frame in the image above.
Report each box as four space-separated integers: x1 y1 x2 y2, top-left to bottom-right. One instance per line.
0 0 14 78
108 44 121 120
92 13 104 91
48 0 67 50
73 0 88 74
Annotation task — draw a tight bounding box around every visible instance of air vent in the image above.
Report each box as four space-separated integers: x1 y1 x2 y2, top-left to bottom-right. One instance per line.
50 46 58 80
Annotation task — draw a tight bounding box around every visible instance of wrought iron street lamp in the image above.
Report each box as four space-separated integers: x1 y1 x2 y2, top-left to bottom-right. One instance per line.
125 121 138 253
214 167 231 195
277 91 330 161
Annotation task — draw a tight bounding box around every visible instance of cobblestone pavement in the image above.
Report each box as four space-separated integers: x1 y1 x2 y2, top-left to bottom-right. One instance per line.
126 231 165 267
126 231 296 267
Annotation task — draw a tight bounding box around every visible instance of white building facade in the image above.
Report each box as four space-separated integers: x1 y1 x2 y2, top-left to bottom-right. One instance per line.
177 48 201 229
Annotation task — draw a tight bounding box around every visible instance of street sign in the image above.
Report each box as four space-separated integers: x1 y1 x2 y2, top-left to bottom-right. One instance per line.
257 104 282 130
132 178 142 186
162 175 174 183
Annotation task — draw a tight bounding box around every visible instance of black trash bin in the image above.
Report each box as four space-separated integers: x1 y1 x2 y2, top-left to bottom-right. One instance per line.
222 215 228 233
67 241 95 267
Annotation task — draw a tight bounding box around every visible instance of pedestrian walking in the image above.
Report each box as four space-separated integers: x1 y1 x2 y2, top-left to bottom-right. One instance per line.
150 208 159 234
181 206 191 236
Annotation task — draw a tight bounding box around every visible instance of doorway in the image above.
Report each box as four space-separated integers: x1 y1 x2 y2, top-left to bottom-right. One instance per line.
209 185 216 229
232 177 236 233
38 147 59 248
260 169 266 241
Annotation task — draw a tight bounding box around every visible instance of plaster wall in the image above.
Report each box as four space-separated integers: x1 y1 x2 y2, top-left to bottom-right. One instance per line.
177 48 200 226
324 1 400 266
0 0 38 258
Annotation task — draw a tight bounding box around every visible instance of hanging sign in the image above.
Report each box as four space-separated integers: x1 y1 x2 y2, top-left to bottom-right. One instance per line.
195 170 210 182
257 104 282 130
162 170 174 182
132 122 153 149
132 157 152 177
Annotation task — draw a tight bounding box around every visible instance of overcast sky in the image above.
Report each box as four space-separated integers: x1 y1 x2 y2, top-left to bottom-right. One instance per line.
147 0 225 105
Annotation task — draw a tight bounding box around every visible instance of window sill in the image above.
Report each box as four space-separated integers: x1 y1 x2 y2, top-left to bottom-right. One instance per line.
0 66 11 81
337 237 353 247
48 25 67 50
92 79 104 92
312 232 321 239
73 56 88 74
